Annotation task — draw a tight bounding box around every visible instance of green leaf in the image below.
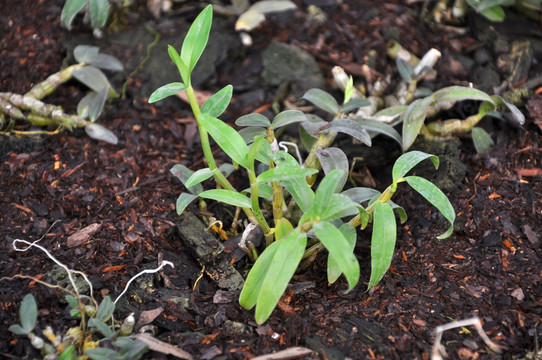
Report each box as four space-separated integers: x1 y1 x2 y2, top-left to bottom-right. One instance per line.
73 66 118 97
351 118 403 147
323 118 371 146
315 147 348 191
256 166 317 184
368 202 396 289
201 85 232 117
344 75 354 104
176 192 198 215
480 5 506 21
74 45 100 64
58 345 75 360
271 110 307 129
320 193 362 221
185 168 215 188
432 86 494 103
199 189 252 208
148 82 187 103
392 151 439 183
85 124 118 145
274 217 294 241
314 222 359 290
389 200 408 224
402 96 434 151
471 127 495 154
8 324 29 336
255 229 306 324
85 347 119 359
236 113 271 127
404 176 455 239
238 127 268 144
88 87 109 122
89 0 109 29
247 135 264 173
170 164 203 195
300 169 343 222
95 296 115 322
302 88 339 114
327 224 356 283
181 5 213 72
87 53 123 71
199 114 250 169
88 318 115 339
239 241 279 310
342 187 381 204
20 294 37 334
396 57 415 82
168 45 190 85
273 152 314 212
61 0 86 28
340 98 371 113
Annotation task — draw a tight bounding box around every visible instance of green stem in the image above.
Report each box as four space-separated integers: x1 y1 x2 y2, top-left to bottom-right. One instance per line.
248 170 271 235
348 180 401 228
185 86 269 232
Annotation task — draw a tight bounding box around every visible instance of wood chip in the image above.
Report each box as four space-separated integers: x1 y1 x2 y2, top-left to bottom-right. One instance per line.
67 223 101 248
251 347 314 360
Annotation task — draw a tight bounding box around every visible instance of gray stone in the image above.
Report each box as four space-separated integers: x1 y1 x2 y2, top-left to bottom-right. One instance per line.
261 42 325 95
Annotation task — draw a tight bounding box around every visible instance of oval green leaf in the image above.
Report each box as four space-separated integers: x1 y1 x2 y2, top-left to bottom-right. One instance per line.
323 118 371 146
256 166 317 184
201 85 233 117
181 5 213 72
271 110 307 129
392 151 439 183
402 96 434 151
199 114 249 168
149 82 187 103
176 192 198 215
199 189 252 209
85 124 118 145
314 222 359 290
89 0 109 29
20 294 37 333
316 147 349 191
302 88 339 114
432 86 494 103
368 202 396 289
472 126 495 154
341 98 371 113
61 0 86 28
73 66 117 96
351 117 403 147
327 224 356 284
236 113 271 127
185 168 215 188
255 229 306 324
404 176 455 239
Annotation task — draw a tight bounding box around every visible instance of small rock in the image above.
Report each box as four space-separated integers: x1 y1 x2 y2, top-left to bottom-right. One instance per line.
511 288 525 301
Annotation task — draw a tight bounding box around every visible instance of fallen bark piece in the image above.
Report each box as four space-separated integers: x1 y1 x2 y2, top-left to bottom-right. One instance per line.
176 212 244 290
67 223 101 247
133 332 193 360
251 347 314 360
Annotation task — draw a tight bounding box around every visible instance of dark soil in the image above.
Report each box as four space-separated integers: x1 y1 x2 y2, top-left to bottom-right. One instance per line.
1 1 541 359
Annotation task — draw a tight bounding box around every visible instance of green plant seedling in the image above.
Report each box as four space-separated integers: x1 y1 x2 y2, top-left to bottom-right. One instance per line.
0 45 122 144
150 5 456 325
401 85 524 153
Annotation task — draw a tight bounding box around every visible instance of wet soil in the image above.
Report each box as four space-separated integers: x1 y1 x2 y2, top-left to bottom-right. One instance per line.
1 1 541 359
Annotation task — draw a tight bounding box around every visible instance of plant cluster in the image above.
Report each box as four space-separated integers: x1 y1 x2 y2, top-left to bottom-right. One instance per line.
5 234 174 359
0 45 121 144
149 5 460 324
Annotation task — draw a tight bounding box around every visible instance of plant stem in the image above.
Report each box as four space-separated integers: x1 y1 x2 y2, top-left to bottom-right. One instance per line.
185 86 269 232
304 131 338 184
